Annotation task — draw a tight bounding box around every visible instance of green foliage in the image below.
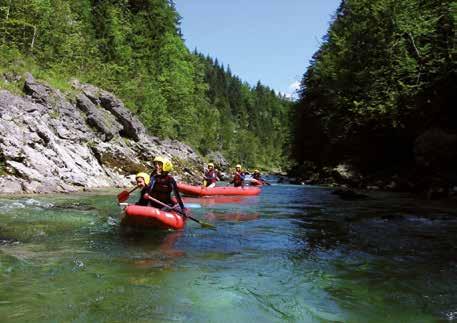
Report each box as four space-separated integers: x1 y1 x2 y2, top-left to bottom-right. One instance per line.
293 0 457 172
0 0 293 170
196 54 293 169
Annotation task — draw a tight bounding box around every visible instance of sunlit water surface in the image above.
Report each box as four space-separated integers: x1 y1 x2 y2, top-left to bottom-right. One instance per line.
1 183 457 322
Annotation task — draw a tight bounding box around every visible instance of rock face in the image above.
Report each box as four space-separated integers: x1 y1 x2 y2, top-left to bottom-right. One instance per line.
206 151 230 170
0 74 208 194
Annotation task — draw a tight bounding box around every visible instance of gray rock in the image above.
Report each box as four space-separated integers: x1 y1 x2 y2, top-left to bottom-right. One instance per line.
332 163 362 183
0 176 23 193
0 75 206 194
76 94 120 141
206 151 229 171
98 91 145 141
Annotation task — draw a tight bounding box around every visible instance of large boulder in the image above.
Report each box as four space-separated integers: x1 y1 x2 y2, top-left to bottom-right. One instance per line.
332 163 363 184
0 75 206 194
206 151 229 171
76 94 121 141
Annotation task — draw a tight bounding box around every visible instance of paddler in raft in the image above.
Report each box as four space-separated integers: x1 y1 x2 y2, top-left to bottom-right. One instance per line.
229 164 245 187
143 156 187 215
203 162 220 188
134 172 151 206
252 169 271 186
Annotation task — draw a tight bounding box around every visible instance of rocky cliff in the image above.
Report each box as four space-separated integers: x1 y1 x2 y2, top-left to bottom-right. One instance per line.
0 73 209 194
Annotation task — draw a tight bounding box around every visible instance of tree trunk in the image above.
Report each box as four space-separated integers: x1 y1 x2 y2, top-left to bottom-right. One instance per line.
5 0 11 20
30 25 37 50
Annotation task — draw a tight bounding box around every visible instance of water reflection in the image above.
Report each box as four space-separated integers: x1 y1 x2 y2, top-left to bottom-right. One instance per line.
204 211 260 222
1 187 457 321
118 230 186 269
284 188 457 321
183 195 260 208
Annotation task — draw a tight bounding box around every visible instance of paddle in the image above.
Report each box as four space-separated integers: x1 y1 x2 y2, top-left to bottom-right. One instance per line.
118 201 202 209
183 203 202 209
117 186 138 203
145 195 216 230
257 178 271 186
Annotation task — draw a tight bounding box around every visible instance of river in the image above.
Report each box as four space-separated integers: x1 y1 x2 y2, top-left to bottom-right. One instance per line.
1 182 456 322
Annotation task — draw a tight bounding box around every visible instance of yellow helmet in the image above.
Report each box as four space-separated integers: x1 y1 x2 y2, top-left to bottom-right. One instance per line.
254 169 259 173
153 156 173 172
235 164 242 169
208 163 214 167
135 172 150 185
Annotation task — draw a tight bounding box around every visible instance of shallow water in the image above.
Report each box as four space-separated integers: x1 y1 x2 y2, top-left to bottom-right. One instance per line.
1 185 457 322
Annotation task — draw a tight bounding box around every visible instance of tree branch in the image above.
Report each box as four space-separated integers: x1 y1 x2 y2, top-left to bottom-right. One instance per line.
407 32 421 59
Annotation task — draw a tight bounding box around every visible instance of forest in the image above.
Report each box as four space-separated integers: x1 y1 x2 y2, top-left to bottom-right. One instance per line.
2 0 455 188
0 0 292 170
292 0 456 190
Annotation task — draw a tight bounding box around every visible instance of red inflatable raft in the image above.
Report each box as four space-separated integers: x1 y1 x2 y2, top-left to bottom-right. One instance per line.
121 205 186 230
249 179 263 186
177 182 261 197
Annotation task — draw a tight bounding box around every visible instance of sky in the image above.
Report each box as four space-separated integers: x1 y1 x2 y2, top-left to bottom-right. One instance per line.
174 0 341 98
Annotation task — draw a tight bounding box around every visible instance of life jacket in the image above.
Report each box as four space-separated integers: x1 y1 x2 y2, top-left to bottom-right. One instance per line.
148 174 175 206
253 173 261 180
232 171 244 187
204 169 219 185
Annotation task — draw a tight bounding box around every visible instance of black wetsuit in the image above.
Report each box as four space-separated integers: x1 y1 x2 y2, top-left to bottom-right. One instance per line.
147 173 185 211
135 186 150 206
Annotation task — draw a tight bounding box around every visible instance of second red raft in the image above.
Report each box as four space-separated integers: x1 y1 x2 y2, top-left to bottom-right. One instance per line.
121 205 186 230
177 182 261 197
249 178 263 186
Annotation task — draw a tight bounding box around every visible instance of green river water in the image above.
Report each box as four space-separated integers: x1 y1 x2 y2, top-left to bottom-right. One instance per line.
1 182 456 322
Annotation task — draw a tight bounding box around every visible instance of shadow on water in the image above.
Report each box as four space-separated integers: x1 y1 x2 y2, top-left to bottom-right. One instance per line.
284 187 457 322
204 211 260 222
1 188 457 322
118 227 186 263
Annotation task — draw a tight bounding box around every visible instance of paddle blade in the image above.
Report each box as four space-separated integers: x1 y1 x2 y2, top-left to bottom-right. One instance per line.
117 190 130 203
200 221 216 230
184 213 216 230
184 203 201 209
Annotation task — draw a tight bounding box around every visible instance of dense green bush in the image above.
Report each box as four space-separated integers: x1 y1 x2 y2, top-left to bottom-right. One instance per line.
293 0 456 172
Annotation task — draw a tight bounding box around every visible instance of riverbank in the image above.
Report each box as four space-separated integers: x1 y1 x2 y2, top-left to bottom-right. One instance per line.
287 160 457 200
0 73 211 194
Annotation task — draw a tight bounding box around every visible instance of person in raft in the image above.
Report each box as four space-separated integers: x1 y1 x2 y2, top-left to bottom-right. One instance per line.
203 163 220 188
229 164 245 187
143 156 186 214
135 172 151 206
252 169 262 181
252 169 271 185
